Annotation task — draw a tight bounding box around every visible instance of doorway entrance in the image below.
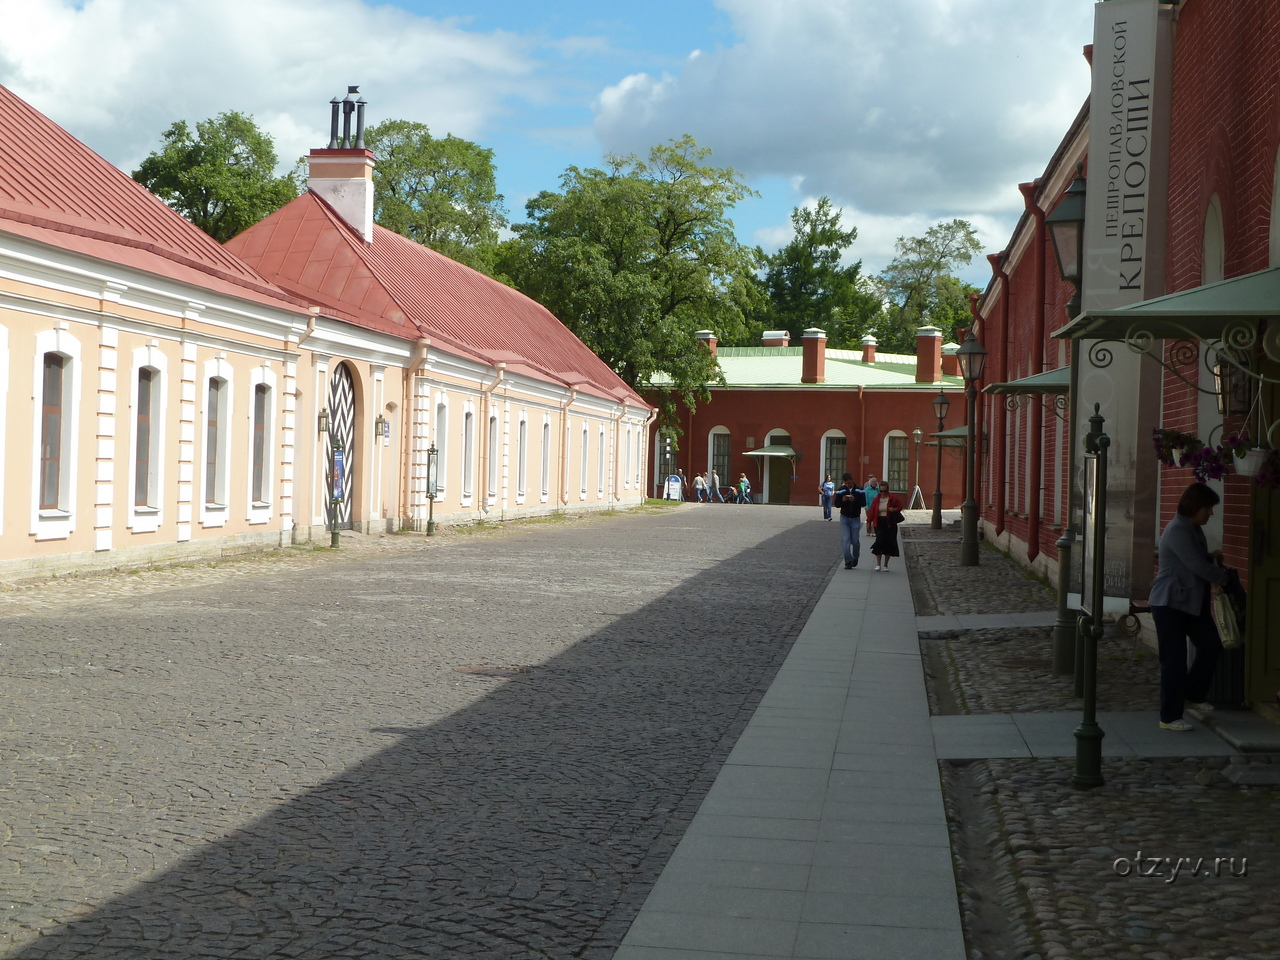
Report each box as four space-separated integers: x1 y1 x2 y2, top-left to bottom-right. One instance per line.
327 362 356 531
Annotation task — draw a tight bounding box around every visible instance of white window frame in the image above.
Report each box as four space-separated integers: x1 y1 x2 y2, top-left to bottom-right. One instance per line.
462 403 476 504
200 357 234 527
516 412 528 502
579 423 589 498
635 427 643 488
30 327 82 540
597 425 606 496
820 429 847 482
434 396 449 496
624 425 633 489
245 366 276 524
127 344 168 533
540 416 551 502
487 412 499 505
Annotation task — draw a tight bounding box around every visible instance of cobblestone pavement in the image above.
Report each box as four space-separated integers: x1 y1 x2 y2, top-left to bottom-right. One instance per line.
903 522 1280 960
1 503 837 959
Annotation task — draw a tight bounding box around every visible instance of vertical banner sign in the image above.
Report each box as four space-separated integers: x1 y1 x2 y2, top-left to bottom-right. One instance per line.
332 448 345 501
1071 0 1162 611
1083 0 1159 312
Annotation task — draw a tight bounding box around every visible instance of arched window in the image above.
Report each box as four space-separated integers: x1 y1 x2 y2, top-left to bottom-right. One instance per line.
580 423 589 497
487 413 499 503
462 408 475 500
821 429 847 481
434 399 449 495
541 417 551 500
707 426 731 487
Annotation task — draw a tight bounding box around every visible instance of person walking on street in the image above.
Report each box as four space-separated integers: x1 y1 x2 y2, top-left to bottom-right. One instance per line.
820 473 835 521
862 476 879 535
710 468 726 502
833 473 866 569
677 468 689 501
867 479 904 571
737 474 752 504
1150 482 1230 731
693 472 709 503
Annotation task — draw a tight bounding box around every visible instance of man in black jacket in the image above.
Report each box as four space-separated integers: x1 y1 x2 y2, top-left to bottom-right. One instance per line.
833 472 867 569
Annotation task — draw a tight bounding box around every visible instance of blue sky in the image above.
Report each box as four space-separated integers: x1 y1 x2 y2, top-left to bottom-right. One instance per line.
0 0 1096 285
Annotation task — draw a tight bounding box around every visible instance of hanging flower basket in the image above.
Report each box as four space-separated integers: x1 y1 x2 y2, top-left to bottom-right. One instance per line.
1235 447 1268 477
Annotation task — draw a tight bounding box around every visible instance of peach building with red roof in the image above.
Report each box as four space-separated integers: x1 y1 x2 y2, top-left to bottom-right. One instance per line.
0 84 651 578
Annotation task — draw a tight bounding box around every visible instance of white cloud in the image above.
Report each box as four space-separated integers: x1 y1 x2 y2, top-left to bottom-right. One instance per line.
0 0 542 172
594 0 1094 221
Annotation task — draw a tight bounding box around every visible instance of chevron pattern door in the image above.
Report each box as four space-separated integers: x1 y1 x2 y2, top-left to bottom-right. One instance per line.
327 363 355 530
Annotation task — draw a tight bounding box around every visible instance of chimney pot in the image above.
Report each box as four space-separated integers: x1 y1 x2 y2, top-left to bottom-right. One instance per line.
942 342 961 378
915 325 943 383
695 330 718 358
801 327 826 383
860 334 877 365
762 330 790 347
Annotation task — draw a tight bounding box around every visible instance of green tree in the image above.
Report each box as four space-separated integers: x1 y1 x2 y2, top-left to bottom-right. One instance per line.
497 136 761 426
756 197 881 348
876 219 982 352
132 112 299 243
364 120 506 274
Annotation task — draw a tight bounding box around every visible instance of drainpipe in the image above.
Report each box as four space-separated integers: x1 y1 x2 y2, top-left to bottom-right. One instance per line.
480 363 507 514
1020 181 1047 563
987 253 1010 537
399 337 431 529
858 385 866 478
559 387 578 506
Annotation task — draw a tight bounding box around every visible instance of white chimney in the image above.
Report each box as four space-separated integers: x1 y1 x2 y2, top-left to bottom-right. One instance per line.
307 86 374 242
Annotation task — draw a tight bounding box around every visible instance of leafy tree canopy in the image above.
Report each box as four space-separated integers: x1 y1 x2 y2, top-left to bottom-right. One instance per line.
874 219 982 352
754 197 881 348
364 119 507 274
132 112 299 243
497 136 761 428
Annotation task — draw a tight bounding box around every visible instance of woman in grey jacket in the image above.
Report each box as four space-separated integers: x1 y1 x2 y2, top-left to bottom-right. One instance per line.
1149 482 1230 731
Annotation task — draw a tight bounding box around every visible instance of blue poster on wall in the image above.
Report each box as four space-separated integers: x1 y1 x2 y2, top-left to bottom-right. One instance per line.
333 448 345 501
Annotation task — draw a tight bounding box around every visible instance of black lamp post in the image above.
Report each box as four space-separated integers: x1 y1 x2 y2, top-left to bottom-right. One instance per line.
425 443 439 535
957 331 987 566
1046 167 1086 675
931 389 950 529
911 428 922 506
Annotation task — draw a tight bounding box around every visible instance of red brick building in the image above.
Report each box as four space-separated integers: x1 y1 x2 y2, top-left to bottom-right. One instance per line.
651 327 966 508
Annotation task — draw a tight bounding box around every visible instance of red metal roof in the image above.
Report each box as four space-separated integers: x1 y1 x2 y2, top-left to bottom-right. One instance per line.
0 84 306 313
227 191 645 406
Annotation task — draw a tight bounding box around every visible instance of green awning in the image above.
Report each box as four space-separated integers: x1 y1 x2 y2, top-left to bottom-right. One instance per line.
743 444 797 458
984 367 1070 396
926 426 969 448
1053 266 1280 341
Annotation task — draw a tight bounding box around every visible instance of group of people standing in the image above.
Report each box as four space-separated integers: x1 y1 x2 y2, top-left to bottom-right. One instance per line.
679 469 754 503
826 473 903 572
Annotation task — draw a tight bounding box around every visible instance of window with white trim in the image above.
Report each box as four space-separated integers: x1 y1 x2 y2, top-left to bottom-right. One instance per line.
517 415 528 499
205 377 227 505
31 328 81 539
540 418 551 500
624 425 632 488
709 427 731 486
462 409 475 499
487 414 499 502
580 423 589 497
597 426 605 495
246 367 276 522
435 399 448 494
134 367 159 508
39 353 67 511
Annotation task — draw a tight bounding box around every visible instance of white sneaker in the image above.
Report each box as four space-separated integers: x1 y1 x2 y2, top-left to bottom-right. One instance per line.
1160 719 1194 731
1186 701 1214 713
874 565 881 571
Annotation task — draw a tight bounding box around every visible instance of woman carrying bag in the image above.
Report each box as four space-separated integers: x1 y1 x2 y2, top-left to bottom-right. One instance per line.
867 479 905 572
1150 482 1230 731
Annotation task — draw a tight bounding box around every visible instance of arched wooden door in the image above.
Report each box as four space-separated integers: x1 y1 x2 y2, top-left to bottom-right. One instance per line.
327 362 356 530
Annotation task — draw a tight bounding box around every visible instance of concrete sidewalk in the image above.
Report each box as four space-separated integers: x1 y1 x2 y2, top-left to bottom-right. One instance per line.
613 562 965 960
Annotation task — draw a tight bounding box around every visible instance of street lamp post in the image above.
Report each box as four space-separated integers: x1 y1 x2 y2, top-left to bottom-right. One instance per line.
931 389 950 530
1046 167 1086 675
1073 404 1109 789
911 428 922 507
425 443 439 535
957 331 987 566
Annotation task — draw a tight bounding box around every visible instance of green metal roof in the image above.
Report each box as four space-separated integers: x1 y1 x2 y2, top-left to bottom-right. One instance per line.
1054 266 1280 341
984 367 1070 396
648 346 964 389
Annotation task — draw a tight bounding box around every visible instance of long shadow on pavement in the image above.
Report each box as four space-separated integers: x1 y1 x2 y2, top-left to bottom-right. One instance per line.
5 512 836 959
